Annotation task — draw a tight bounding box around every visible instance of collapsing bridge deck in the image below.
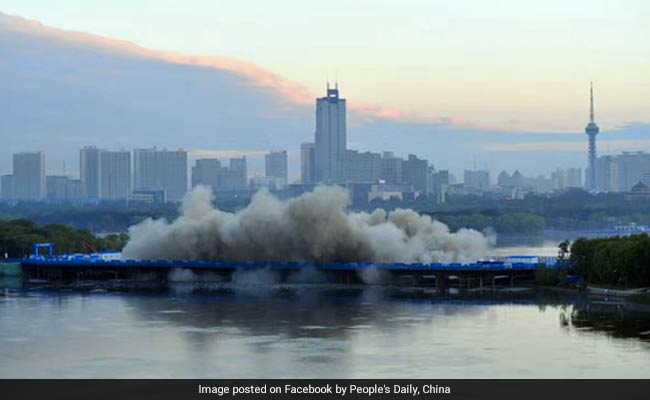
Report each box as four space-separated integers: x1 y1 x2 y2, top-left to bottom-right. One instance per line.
21 254 567 289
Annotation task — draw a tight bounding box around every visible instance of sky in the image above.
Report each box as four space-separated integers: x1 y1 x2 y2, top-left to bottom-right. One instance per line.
0 1 649 180
1 0 648 133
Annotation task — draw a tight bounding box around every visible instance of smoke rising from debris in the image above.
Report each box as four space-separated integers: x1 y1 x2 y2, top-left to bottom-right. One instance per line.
122 186 494 263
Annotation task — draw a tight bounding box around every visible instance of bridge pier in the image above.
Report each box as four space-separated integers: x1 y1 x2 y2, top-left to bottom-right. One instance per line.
436 274 448 293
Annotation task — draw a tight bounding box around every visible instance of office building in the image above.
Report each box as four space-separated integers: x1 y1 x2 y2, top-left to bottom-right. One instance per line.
80 146 102 199
565 168 582 188
192 159 222 190
1 175 14 199
300 142 315 184
314 84 346 183
616 152 650 192
265 150 288 189
227 157 247 190
133 148 187 201
402 154 428 192
100 150 131 199
428 168 450 204
13 152 45 200
380 152 403 184
191 157 247 192
341 150 382 183
463 169 490 191
595 156 618 192
46 175 69 200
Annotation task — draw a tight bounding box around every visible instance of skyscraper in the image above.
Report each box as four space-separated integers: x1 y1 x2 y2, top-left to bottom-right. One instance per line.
402 154 428 192
340 150 382 183
133 148 188 201
1 175 15 199
80 146 102 198
464 169 490 191
191 157 247 192
265 150 288 188
380 152 403 184
192 159 222 190
585 82 600 192
300 142 315 184
13 152 45 200
99 150 131 199
314 84 346 183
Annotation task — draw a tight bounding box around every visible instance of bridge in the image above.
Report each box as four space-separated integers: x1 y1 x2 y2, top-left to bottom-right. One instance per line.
21 246 570 290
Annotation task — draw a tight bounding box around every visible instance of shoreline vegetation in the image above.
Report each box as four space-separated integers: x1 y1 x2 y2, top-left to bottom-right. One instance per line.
1 216 649 295
0 219 127 258
1 189 650 235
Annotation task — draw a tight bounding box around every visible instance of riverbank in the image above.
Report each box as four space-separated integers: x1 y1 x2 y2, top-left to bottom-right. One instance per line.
0 261 21 276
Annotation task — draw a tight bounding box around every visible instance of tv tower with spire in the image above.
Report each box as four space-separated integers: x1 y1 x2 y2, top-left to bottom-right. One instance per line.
585 82 600 192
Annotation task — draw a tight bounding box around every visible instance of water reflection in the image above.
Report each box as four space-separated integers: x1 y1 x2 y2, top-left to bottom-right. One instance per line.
564 300 650 342
1 281 650 378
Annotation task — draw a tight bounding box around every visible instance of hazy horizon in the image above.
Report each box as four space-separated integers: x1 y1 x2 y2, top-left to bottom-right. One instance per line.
1 2 649 180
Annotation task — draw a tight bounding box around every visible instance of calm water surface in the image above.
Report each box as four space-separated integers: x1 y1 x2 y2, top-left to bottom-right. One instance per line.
1 277 650 378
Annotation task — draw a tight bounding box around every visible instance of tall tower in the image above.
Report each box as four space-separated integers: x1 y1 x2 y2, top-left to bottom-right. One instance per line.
314 83 346 183
585 82 600 192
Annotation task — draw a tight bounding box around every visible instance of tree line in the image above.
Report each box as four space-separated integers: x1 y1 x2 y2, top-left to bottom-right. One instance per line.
569 234 650 287
0 219 128 258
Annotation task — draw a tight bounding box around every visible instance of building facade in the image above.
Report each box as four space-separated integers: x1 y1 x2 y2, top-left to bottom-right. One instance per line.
314 84 346 183
1 175 15 199
133 148 188 201
265 150 288 188
100 150 131 199
300 142 315 184
380 152 403 184
191 157 247 192
463 169 490 191
13 152 45 200
341 150 382 183
80 146 102 199
402 154 428 193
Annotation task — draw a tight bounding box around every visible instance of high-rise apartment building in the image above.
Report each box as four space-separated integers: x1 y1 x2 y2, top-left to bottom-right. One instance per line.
191 157 247 192
402 154 428 192
192 159 222 190
565 168 582 189
80 146 102 199
1 175 15 199
300 142 315 184
463 169 490 191
341 150 382 183
265 150 288 188
133 148 187 201
100 150 131 199
380 152 403 184
13 152 45 200
314 84 346 183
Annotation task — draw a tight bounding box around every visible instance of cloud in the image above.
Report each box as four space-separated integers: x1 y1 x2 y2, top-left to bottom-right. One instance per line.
0 11 455 125
483 139 650 153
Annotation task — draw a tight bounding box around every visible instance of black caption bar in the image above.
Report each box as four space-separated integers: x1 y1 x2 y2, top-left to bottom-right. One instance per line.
2 379 650 400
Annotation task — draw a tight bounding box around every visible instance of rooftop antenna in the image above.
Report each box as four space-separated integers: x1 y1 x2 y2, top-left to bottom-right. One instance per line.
590 81 595 123
62 160 66 175
335 69 339 90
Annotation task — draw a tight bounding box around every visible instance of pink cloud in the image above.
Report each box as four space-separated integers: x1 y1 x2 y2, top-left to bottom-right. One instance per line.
0 11 458 125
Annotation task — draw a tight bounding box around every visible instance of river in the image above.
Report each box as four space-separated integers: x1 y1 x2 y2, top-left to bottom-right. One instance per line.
1 273 650 378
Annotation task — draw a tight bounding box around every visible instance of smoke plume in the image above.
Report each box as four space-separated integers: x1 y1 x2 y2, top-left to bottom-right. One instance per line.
122 186 494 263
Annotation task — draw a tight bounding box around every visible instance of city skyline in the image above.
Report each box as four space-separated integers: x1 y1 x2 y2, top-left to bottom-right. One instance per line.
2 83 649 194
4 83 648 203
1 7 649 181
1 1 648 131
